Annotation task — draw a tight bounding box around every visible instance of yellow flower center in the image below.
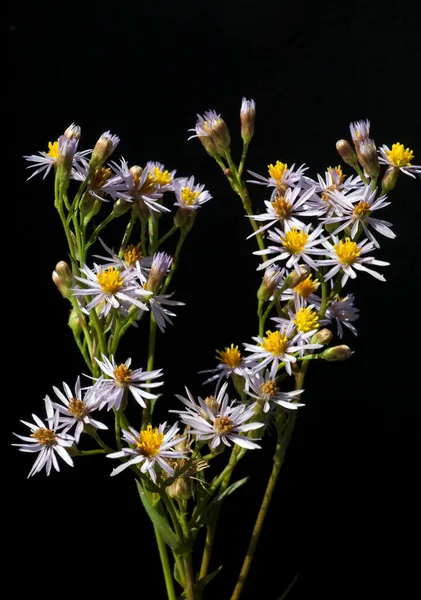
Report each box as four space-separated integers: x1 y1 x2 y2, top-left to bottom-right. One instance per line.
181 187 200 205
123 244 143 267
215 344 242 368
260 380 277 397
294 274 320 298
327 165 346 185
132 170 156 194
136 425 164 457
96 268 124 294
261 330 288 356
271 196 292 219
151 167 173 186
31 428 57 446
68 398 87 419
334 238 361 265
293 307 319 333
204 396 219 414
353 201 371 217
113 364 133 386
90 167 112 190
214 415 234 435
46 140 59 159
386 143 414 167
321 184 337 203
268 161 288 184
282 227 309 254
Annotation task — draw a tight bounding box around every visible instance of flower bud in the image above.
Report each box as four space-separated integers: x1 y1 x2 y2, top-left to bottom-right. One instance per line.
356 139 380 179
311 328 333 345
68 308 83 337
283 265 311 290
257 266 283 303
80 192 102 221
174 207 197 232
198 134 221 159
321 345 353 361
90 131 120 170
55 261 73 287
240 98 256 143
167 476 194 501
336 139 358 168
64 123 81 141
381 167 400 194
52 269 71 299
112 198 132 217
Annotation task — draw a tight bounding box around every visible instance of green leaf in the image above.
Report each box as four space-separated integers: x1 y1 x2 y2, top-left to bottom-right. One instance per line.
135 480 189 555
209 476 250 508
177 566 223 599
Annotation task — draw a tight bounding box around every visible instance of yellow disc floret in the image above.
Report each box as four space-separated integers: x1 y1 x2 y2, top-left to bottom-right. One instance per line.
151 167 173 186
260 380 277 397
68 398 87 419
353 201 371 218
123 244 143 267
31 428 57 446
136 425 164 457
268 161 288 184
293 307 319 333
261 330 288 356
282 227 309 254
96 267 124 294
47 140 59 159
113 363 133 386
214 415 234 435
327 165 346 185
271 196 292 220
294 274 320 298
334 238 361 265
216 344 242 368
181 187 200 205
386 143 414 167
90 167 112 190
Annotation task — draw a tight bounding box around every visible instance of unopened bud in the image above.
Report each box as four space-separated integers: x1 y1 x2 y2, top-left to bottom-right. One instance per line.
52 269 71 299
55 261 73 287
80 192 102 220
336 139 358 168
356 139 380 179
321 345 353 361
90 131 120 170
64 123 81 141
113 198 132 217
311 328 333 345
174 207 197 232
240 98 256 143
68 308 83 337
167 476 194 501
381 167 400 194
198 134 221 159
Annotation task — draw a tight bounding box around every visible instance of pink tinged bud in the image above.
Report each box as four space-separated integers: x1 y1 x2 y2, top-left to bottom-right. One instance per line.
240 97 256 143
336 139 358 168
321 345 353 361
55 261 73 287
52 270 71 299
356 139 380 179
381 167 400 194
64 123 81 140
90 131 120 169
311 328 333 345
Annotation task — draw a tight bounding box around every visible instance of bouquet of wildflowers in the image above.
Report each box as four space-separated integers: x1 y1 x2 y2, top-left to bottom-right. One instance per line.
14 99 420 599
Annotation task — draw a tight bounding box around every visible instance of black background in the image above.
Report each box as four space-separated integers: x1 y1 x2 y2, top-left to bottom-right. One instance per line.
7 1 421 598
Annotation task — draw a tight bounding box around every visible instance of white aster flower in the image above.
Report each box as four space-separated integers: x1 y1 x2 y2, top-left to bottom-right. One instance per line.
323 185 395 247
244 364 304 413
173 176 212 210
254 223 326 272
243 320 322 376
247 160 308 195
246 185 317 238
71 162 122 201
175 382 263 450
324 293 359 338
200 344 251 389
172 381 231 422
303 166 363 217
51 376 107 443
93 238 153 279
24 127 88 180
107 422 186 482
72 262 150 318
146 161 177 192
278 271 321 307
110 158 171 215
94 355 163 410
13 398 74 478
378 143 421 178
318 236 389 287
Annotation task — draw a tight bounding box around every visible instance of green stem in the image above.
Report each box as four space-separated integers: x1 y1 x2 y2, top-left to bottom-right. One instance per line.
154 529 177 600
89 308 106 356
237 141 249 179
155 224 178 250
86 212 116 250
141 220 148 257
142 312 157 428
229 363 309 600
72 328 93 372
76 449 106 456
119 206 138 257
353 163 369 185
161 230 188 295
